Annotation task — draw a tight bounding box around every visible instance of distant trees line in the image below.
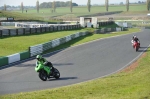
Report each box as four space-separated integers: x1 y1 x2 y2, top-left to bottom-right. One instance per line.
40 1 78 8
87 0 150 12
2 0 150 13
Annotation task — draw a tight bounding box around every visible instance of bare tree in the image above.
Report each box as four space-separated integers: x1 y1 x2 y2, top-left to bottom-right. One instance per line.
52 1 56 13
105 0 109 11
70 0 73 13
36 0 39 13
147 0 150 11
87 0 91 12
4 4 6 11
126 0 129 11
21 2 24 13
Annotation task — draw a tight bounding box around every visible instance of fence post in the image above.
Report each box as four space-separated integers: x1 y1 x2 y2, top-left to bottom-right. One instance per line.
23 28 25 35
30 28 31 34
53 26 54 31
0 30 2 37
8 29 10 36
48 27 50 32
16 29 18 35
40 27 42 33
29 47 31 57
44 27 46 32
35 28 37 33
57 26 58 31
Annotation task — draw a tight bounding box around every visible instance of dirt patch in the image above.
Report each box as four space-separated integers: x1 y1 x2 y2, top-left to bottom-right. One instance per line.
121 52 147 73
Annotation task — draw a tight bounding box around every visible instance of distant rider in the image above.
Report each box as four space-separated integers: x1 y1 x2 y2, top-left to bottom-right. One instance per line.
131 35 140 46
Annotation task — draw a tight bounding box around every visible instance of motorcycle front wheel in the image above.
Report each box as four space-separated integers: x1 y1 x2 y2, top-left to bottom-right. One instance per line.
135 46 139 52
39 70 47 81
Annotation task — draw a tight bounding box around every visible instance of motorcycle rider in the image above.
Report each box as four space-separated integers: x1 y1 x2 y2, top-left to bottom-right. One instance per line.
131 35 140 47
36 55 54 73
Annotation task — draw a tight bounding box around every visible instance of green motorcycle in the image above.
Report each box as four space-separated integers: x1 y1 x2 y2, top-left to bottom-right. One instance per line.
35 62 60 81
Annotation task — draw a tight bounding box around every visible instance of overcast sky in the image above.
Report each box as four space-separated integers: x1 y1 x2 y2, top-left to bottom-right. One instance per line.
0 0 146 6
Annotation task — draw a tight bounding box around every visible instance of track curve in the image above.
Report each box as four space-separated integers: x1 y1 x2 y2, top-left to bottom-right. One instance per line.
0 29 150 95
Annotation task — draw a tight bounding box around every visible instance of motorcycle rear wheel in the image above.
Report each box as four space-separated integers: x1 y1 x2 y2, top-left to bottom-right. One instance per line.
53 68 60 79
39 70 47 81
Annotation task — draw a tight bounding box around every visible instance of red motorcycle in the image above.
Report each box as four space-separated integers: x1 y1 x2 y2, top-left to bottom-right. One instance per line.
133 41 140 52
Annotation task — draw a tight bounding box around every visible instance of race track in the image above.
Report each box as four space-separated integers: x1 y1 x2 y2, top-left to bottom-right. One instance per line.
0 29 150 95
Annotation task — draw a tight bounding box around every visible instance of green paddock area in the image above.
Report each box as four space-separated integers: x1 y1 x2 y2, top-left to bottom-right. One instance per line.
0 4 148 21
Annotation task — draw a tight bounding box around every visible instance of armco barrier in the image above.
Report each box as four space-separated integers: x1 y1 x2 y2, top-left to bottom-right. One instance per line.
7 53 20 64
94 27 123 34
29 44 43 57
20 51 30 60
0 52 30 67
29 31 89 57
0 57 8 66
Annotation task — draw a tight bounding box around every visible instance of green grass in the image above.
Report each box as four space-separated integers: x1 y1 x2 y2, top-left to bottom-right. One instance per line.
0 4 148 21
16 4 147 17
0 28 149 99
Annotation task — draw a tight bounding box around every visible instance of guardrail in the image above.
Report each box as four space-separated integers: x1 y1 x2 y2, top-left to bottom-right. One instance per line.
94 27 124 34
29 31 88 57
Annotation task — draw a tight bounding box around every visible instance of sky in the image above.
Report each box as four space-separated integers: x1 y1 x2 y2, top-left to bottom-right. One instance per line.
0 0 146 6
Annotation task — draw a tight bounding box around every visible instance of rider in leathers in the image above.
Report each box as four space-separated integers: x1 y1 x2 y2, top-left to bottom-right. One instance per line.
36 55 54 74
131 35 140 47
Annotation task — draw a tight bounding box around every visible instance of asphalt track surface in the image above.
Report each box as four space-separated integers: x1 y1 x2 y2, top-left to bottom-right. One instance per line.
0 29 150 95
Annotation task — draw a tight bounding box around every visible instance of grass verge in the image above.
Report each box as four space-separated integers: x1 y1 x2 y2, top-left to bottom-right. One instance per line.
1 28 148 99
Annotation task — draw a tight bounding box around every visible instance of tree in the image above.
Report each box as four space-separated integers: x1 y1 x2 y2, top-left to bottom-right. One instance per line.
138 1 141 4
21 2 24 13
147 0 150 11
4 4 6 11
40 1 78 8
52 1 56 12
120 2 124 5
105 0 109 11
87 0 91 12
36 0 39 13
70 0 73 13
126 0 129 11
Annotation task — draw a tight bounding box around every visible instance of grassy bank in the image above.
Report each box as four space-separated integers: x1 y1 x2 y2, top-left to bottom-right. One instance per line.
0 4 147 20
0 29 149 99
14 4 147 17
